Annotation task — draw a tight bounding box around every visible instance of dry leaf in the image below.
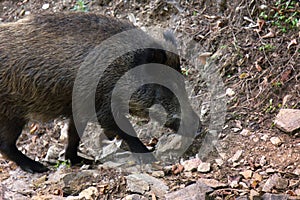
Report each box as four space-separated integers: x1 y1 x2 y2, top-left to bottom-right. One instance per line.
239 72 249 79
172 164 184 175
199 52 212 65
281 69 292 82
261 30 275 39
282 94 292 107
30 123 38 134
255 61 262 72
257 18 265 31
287 39 297 49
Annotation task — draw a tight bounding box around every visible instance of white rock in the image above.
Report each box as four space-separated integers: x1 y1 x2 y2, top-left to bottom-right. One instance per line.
229 150 243 163
197 162 211 173
270 137 282 146
240 129 250 136
42 3 50 10
226 88 235 96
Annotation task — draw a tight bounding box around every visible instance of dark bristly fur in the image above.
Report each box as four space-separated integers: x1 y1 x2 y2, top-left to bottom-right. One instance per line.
0 12 198 173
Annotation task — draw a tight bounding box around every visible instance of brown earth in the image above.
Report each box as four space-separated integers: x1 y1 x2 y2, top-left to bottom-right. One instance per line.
0 0 299 199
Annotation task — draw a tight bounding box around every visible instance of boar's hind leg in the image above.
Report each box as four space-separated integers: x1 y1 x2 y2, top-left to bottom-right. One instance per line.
65 118 93 165
0 118 48 173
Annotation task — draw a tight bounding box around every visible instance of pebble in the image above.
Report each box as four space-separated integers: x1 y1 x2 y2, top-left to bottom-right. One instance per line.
270 136 282 146
42 3 50 10
239 170 253 179
197 162 211 173
226 88 235 96
229 150 243 163
240 129 250 136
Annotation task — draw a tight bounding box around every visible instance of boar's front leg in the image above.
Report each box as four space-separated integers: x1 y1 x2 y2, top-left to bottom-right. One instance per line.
103 114 156 164
0 117 48 173
65 118 93 165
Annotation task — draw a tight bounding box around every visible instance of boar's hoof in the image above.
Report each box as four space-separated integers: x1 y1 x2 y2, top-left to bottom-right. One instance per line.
67 155 94 166
20 160 49 173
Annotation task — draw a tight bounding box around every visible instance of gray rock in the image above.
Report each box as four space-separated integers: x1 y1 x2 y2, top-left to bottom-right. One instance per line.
274 109 300 133
198 178 227 188
151 171 165 178
126 173 169 197
124 194 148 200
66 186 99 200
165 181 213 200
155 133 193 162
182 158 202 172
197 162 211 173
44 144 64 163
270 137 282 146
262 193 289 200
126 175 150 194
228 150 243 163
62 170 101 195
235 196 249 200
262 174 288 193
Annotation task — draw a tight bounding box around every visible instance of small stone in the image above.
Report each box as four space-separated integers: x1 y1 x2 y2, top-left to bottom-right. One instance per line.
252 173 263 182
126 175 149 194
198 178 227 188
236 196 248 200
253 137 259 143
182 158 202 172
226 88 235 96
270 137 282 146
266 168 275 173
126 174 168 198
232 162 240 167
229 150 243 163
261 134 268 141
274 109 300 133
165 181 213 200
262 193 289 200
25 11 31 15
295 189 300 196
197 162 211 173
230 180 239 188
259 4 268 10
293 168 300 175
124 194 147 200
240 129 251 136
240 170 253 179
239 181 248 189
42 3 50 10
152 171 164 178
232 127 241 132
78 186 99 200
262 174 288 192
259 156 267 166
250 189 260 200
215 159 224 166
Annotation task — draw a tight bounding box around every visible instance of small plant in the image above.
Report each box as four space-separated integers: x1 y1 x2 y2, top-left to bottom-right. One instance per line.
265 99 277 113
181 67 190 76
259 44 275 52
259 11 268 20
262 0 300 33
54 160 71 169
272 81 283 87
72 0 89 12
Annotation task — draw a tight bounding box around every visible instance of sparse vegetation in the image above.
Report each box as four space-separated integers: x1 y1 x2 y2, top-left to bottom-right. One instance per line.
72 0 89 12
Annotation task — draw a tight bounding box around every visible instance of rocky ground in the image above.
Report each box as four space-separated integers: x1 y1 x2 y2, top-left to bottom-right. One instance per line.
0 0 299 199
